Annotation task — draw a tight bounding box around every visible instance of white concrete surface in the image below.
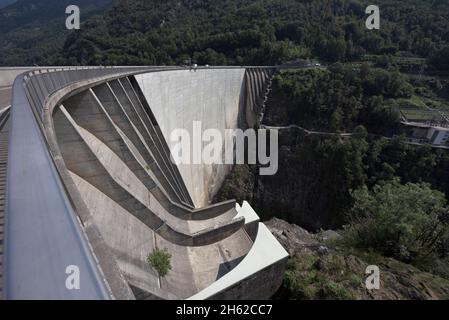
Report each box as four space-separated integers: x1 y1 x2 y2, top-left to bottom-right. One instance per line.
427 126 449 145
135 69 246 207
69 171 252 299
187 222 289 300
0 105 11 116
70 171 160 292
235 200 260 225
0 68 35 88
60 105 238 235
0 87 12 108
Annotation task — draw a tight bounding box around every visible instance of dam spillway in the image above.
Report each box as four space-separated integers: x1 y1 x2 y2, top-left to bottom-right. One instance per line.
1 66 287 300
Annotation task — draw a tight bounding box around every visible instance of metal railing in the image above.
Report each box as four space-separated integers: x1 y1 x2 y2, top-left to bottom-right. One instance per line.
22 67 159 127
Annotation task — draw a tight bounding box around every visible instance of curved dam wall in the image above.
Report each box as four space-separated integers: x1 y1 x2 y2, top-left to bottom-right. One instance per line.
49 70 257 299
135 68 246 208
6 66 287 300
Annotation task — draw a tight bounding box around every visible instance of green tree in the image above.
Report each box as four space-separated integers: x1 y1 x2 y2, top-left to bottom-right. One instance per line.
428 46 449 72
147 248 172 277
343 179 449 264
352 125 368 140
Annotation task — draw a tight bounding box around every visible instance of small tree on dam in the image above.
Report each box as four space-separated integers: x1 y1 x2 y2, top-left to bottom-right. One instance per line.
147 248 172 278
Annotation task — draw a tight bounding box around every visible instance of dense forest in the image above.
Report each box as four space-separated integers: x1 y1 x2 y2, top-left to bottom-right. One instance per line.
59 0 449 70
1 0 449 70
264 64 411 134
0 0 114 66
218 65 449 229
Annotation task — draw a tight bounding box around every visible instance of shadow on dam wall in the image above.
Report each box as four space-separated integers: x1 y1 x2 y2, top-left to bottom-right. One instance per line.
11 66 287 300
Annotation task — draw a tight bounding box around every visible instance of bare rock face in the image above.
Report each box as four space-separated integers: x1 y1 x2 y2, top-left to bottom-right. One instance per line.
264 218 318 255
265 217 340 256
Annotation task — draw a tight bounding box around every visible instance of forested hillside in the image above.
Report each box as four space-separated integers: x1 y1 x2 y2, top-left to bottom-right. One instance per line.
218 65 449 230
1 0 449 68
61 0 449 68
0 0 114 66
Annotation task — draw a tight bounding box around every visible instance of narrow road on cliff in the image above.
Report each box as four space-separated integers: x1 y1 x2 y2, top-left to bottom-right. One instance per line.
260 124 354 137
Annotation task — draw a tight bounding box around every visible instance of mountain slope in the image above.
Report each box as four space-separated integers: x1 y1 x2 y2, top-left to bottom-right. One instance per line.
0 0 114 65
59 0 449 66
1 0 449 66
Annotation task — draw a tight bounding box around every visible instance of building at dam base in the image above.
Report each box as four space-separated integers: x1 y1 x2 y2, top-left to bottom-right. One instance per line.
4 66 288 300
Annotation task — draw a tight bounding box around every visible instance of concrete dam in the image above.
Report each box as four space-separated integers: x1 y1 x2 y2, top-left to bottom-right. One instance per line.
1 66 288 300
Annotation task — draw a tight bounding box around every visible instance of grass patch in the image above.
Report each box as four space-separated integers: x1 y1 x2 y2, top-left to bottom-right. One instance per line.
281 253 357 300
